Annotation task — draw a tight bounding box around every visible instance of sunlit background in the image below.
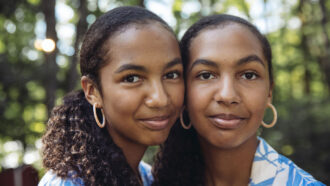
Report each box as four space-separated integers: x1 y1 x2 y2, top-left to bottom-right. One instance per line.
0 0 329 184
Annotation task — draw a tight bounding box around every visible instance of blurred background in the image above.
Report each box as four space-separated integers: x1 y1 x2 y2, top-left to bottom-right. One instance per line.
0 0 329 184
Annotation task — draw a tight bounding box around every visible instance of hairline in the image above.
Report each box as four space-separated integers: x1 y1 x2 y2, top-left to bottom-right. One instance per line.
96 20 177 95
184 20 273 84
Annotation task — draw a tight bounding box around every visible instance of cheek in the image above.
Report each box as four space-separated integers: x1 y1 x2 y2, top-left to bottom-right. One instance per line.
186 83 212 119
186 85 212 141
244 87 269 120
102 89 143 117
167 83 185 109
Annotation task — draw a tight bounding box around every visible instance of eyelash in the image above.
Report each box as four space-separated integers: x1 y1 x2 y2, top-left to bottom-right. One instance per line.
122 70 181 83
195 71 259 81
196 71 216 80
123 74 141 83
164 71 181 80
241 71 259 80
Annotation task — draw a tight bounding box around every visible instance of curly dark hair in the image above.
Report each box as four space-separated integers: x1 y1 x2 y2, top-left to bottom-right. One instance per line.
42 6 175 186
152 14 273 186
152 121 205 186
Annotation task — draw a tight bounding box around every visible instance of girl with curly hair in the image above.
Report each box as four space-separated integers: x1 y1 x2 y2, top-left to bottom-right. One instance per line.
152 14 324 186
38 6 184 186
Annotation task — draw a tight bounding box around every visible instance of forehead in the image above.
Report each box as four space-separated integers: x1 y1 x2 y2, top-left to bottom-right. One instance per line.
109 22 174 46
101 22 180 70
189 24 265 65
112 21 171 39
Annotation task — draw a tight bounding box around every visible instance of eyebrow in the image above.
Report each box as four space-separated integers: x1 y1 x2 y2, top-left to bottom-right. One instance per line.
189 55 265 72
237 55 265 67
115 64 147 73
115 58 182 73
165 58 182 69
189 59 218 72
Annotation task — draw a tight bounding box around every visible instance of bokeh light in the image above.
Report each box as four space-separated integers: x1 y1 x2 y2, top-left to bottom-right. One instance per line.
34 38 56 53
41 38 56 52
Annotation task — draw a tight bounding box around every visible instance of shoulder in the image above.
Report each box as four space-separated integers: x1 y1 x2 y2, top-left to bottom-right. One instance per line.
139 161 154 186
275 153 325 186
38 170 84 186
251 137 325 186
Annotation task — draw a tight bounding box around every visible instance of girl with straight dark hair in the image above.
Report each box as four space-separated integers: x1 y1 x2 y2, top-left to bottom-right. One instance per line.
153 14 324 186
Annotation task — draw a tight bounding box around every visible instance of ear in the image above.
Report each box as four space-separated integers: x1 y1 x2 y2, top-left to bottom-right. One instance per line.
267 82 274 104
81 76 103 107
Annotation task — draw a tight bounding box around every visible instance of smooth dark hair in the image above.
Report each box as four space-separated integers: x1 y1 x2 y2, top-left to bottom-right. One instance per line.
42 6 175 186
180 14 273 84
152 14 273 186
80 6 173 90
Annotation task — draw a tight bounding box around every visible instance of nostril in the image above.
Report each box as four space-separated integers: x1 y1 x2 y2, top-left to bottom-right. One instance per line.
145 89 169 108
214 84 241 105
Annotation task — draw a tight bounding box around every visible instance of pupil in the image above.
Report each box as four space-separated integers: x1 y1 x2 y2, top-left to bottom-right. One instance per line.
167 73 174 79
203 73 210 79
127 76 134 82
246 73 253 79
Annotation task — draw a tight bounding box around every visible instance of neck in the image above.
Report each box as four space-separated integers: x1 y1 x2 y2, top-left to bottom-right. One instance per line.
107 128 147 175
121 141 147 175
200 134 258 186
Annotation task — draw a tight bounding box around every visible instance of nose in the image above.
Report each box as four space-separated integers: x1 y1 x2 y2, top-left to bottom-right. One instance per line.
214 75 241 106
145 81 169 108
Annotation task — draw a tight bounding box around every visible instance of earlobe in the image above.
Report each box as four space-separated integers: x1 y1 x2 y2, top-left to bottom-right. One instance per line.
81 76 102 107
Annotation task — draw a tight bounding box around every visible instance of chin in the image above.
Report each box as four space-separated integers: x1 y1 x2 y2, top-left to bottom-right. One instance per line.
207 136 243 149
144 133 168 146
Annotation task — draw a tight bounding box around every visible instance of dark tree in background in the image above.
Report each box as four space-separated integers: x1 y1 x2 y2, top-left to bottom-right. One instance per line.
41 0 58 115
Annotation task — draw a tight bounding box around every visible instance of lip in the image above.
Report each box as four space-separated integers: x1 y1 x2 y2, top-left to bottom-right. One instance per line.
139 115 170 130
208 113 245 130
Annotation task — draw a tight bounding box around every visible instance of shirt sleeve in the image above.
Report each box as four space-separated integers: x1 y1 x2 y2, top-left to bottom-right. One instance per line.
38 170 84 186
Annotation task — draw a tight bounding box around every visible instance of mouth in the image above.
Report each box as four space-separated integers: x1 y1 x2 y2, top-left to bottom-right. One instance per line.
139 115 171 130
208 113 246 130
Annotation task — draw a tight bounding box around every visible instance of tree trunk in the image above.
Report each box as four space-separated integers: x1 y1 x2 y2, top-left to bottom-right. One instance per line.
138 0 145 7
318 0 330 90
66 0 88 92
41 0 58 116
301 33 312 95
298 0 311 95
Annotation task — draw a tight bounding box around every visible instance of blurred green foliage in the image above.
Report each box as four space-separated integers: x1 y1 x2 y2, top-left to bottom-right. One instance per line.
0 0 329 184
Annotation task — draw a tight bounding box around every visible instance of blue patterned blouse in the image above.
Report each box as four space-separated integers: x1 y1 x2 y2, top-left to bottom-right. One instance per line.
38 161 153 186
250 137 325 186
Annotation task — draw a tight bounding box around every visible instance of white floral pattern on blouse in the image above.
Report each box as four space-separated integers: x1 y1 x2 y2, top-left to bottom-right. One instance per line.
38 161 153 186
250 137 325 186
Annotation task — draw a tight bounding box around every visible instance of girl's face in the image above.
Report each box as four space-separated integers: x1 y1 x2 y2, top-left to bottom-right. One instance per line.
186 24 272 149
87 23 184 147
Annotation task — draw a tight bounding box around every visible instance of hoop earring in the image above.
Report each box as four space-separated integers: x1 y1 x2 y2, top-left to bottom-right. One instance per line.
261 103 277 128
93 103 105 128
180 107 191 130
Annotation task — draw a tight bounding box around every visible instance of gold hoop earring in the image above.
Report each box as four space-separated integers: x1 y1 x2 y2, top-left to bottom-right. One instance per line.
180 107 191 130
93 103 105 128
262 103 277 128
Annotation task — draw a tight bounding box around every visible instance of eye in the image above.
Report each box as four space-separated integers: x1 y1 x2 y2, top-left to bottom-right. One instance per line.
123 75 141 83
164 71 180 80
197 71 215 80
242 72 258 80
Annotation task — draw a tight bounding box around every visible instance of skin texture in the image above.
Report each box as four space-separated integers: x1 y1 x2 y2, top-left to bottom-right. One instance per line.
82 23 184 173
186 23 273 185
